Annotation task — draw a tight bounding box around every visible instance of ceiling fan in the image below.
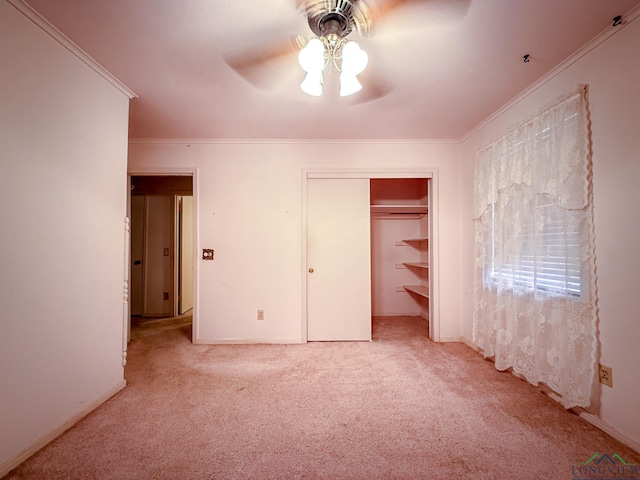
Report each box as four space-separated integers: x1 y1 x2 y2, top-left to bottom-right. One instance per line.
225 0 470 99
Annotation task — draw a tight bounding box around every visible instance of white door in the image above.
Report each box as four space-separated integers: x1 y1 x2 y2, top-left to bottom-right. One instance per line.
130 194 145 316
307 178 371 341
178 196 194 314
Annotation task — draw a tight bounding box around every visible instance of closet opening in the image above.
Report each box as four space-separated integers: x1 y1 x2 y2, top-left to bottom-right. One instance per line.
370 178 430 339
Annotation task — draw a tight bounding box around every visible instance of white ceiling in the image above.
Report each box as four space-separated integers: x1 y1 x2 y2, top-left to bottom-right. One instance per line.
23 0 640 140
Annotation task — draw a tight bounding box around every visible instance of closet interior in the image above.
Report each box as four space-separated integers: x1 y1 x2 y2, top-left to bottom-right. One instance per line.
370 178 430 328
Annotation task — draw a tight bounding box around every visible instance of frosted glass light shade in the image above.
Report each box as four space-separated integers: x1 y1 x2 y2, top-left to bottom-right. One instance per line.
341 41 368 75
298 38 325 73
339 72 362 97
301 71 323 96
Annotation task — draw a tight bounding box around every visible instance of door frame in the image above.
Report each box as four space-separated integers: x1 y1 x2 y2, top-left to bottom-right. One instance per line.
173 192 194 315
127 167 199 343
302 168 440 342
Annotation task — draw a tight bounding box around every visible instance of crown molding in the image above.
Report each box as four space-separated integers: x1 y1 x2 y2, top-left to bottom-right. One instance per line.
7 0 137 99
128 138 461 145
461 4 640 143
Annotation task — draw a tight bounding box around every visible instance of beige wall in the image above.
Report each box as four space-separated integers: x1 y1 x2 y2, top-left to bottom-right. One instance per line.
0 2 131 473
459 15 640 448
128 142 463 342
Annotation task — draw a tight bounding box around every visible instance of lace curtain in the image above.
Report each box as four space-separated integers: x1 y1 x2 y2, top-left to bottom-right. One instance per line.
473 86 597 408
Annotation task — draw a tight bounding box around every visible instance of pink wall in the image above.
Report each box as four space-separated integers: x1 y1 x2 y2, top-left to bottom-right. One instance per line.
460 14 640 449
128 142 463 343
0 2 131 474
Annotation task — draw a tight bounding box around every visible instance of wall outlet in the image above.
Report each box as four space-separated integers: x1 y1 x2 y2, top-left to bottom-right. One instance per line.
257 310 264 320
599 364 613 388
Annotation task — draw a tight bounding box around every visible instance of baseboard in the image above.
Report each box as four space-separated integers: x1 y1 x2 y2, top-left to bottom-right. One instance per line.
577 411 640 455
0 379 127 478
438 336 464 343
371 312 422 317
195 338 303 345
459 336 481 351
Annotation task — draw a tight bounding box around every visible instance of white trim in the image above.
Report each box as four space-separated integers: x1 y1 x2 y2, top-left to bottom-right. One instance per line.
128 167 200 343
371 311 423 317
438 336 464 343
307 169 434 179
577 411 640 455
0 380 126 479
122 216 130 366
299 168 309 343
428 171 440 341
128 138 460 145
194 338 303 345
461 4 640 142
128 167 197 176
301 168 441 343
7 0 137 99
459 336 480 351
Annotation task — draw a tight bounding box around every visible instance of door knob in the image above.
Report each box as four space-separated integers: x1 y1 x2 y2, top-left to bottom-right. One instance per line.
308 268 314 273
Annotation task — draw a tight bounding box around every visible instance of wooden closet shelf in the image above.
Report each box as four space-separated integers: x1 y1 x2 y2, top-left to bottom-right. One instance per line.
404 285 430 298
370 205 428 215
402 262 429 269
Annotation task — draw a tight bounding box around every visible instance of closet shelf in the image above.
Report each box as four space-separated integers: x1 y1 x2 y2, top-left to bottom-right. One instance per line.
404 285 429 298
370 205 428 215
402 237 429 243
403 262 429 269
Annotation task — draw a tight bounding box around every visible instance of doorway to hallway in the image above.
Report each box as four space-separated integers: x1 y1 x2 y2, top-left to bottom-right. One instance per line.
129 175 195 341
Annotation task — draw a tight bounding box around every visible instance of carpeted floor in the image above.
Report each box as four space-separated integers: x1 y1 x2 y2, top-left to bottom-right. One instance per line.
4 315 639 479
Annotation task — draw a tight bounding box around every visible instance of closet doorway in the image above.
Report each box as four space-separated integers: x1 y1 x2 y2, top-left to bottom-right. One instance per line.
304 170 439 343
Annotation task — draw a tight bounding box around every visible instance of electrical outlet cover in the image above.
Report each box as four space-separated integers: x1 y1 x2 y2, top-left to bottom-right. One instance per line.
599 364 613 388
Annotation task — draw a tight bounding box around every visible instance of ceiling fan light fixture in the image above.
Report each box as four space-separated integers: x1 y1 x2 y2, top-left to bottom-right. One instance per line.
298 3 369 97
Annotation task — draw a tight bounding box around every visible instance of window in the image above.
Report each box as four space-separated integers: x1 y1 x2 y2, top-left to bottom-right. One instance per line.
487 196 583 298
473 86 597 409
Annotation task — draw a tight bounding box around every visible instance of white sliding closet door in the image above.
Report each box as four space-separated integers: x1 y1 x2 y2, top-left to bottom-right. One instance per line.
307 178 371 341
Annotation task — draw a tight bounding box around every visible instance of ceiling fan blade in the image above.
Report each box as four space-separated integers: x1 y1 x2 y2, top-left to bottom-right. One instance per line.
369 0 471 30
346 64 394 105
224 36 306 89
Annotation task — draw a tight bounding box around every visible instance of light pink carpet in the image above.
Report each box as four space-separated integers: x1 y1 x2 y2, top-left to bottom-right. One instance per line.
4 316 639 479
